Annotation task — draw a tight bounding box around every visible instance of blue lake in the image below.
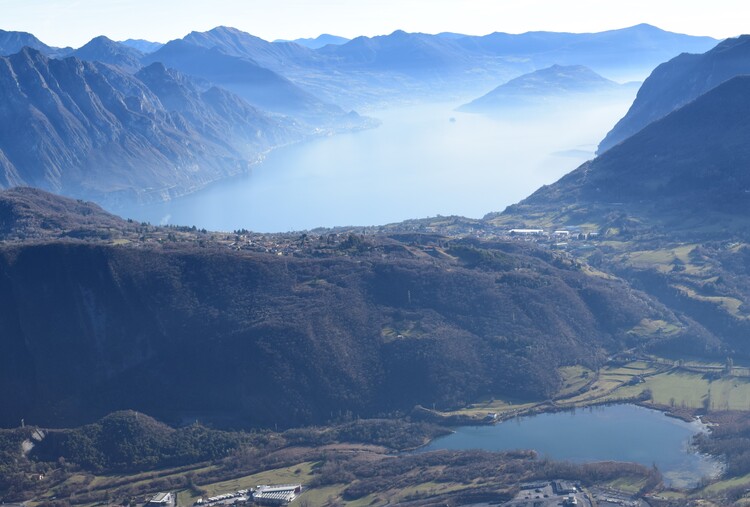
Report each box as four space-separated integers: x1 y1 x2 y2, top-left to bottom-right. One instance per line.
419 404 722 488
118 94 635 232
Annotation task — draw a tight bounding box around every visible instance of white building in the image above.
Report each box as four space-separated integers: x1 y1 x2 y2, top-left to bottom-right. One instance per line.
509 229 545 235
147 492 173 506
252 484 302 505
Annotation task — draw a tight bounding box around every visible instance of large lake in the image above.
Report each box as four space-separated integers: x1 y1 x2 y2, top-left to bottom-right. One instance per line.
419 404 722 488
118 93 635 232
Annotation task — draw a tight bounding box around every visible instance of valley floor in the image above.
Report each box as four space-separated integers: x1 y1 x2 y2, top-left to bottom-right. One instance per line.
18 355 750 507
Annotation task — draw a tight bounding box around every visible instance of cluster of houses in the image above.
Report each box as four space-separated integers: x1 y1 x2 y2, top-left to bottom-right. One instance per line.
508 228 599 240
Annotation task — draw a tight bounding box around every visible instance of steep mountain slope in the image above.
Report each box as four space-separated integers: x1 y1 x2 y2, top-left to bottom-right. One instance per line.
182 26 320 71
599 35 750 153
459 64 634 112
0 48 300 204
0 189 682 429
73 36 144 73
0 29 70 57
143 39 339 117
505 75 750 228
491 75 750 370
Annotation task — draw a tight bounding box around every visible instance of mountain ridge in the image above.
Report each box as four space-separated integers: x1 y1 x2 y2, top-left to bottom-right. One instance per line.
459 64 635 112
142 38 340 118
498 74 750 237
73 35 144 73
0 187 684 429
599 35 750 153
0 47 303 204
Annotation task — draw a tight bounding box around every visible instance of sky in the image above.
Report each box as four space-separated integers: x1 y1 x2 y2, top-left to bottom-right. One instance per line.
0 0 747 48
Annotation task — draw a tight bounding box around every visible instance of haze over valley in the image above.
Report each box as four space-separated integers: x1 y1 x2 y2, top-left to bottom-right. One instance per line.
4 2 750 506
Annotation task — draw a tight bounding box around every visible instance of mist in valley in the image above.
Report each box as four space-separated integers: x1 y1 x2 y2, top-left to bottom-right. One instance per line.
118 89 637 232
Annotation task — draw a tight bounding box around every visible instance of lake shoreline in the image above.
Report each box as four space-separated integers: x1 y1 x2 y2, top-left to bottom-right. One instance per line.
417 402 722 489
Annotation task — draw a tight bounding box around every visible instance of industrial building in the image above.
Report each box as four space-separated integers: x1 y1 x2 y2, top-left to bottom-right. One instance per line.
147 492 173 506
252 484 302 505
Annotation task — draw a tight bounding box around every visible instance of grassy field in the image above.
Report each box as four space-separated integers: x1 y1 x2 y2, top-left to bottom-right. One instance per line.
603 475 651 494
611 370 750 411
178 464 483 507
556 366 595 398
673 284 749 320
701 472 750 494
442 362 662 420
178 462 316 504
616 245 703 274
629 318 682 337
295 485 349 506
442 396 538 418
437 357 750 426
556 362 660 407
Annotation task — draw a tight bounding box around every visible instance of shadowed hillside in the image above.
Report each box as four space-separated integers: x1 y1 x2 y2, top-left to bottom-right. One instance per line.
0 189 684 430
599 35 750 153
501 75 750 235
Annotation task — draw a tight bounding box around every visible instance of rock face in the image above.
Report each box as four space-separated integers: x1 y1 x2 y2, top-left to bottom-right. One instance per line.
0 48 300 204
459 65 633 112
599 35 750 153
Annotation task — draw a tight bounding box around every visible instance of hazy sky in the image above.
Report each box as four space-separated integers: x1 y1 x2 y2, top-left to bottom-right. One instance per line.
1 0 746 47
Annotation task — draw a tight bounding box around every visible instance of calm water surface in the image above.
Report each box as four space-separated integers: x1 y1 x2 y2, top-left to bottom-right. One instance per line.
419 404 722 488
120 94 635 232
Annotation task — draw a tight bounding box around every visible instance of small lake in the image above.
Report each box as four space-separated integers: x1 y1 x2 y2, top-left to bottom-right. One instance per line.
419 404 722 488
118 93 635 232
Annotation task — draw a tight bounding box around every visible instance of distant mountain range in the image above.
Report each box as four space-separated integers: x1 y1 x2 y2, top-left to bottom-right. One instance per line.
0 48 305 204
0 24 719 111
0 23 722 204
599 35 750 153
158 24 719 108
0 28 71 57
73 35 144 73
142 37 340 118
119 38 163 53
276 34 350 49
459 64 638 112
